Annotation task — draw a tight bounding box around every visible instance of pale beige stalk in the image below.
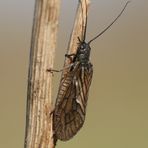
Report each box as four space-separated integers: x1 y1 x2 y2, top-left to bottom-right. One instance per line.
24 0 60 148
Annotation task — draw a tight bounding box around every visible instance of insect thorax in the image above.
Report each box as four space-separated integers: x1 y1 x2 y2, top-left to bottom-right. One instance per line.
75 42 91 67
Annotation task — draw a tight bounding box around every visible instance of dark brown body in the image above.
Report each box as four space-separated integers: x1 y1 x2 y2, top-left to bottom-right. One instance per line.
53 0 130 142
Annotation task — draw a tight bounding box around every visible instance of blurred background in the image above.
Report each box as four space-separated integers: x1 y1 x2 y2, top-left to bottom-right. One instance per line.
0 0 148 147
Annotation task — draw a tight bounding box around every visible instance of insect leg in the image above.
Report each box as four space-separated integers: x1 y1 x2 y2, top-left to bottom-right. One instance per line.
65 53 76 57
65 53 76 62
47 63 74 74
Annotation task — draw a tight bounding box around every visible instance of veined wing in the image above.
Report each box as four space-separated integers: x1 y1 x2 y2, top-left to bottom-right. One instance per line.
53 63 93 141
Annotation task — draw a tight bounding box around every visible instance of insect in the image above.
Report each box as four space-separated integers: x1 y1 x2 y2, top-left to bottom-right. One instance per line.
50 0 130 142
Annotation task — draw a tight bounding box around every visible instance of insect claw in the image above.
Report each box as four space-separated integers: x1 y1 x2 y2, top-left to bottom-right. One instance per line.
47 68 52 72
46 68 55 76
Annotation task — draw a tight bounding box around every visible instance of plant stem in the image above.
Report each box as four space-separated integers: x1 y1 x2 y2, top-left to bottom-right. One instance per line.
24 0 60 147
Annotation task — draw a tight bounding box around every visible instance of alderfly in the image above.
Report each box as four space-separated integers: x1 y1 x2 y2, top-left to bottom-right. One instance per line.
49 0 130 142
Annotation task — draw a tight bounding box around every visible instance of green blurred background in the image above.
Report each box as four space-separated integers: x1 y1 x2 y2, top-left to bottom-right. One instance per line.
0 0 148 147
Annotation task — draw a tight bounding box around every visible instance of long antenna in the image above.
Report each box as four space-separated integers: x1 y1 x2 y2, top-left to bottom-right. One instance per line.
88 1 130 44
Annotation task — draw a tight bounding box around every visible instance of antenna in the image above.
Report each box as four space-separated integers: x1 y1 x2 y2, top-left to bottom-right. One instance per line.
88 1 130 44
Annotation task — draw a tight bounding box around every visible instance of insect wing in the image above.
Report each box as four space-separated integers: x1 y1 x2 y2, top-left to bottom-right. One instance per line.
53 63 93 141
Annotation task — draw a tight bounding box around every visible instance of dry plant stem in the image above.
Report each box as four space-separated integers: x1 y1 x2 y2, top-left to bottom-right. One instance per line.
24 0 60 148
63 0 90 75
